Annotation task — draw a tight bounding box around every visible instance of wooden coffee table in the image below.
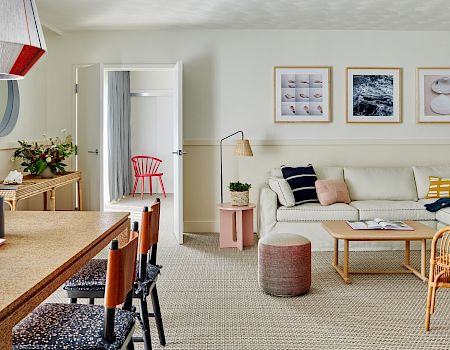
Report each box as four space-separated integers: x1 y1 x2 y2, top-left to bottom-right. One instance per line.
322 221 436 284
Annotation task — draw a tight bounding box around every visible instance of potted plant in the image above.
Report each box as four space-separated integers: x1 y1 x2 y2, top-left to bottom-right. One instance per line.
13 131 77 178
228 181 251 206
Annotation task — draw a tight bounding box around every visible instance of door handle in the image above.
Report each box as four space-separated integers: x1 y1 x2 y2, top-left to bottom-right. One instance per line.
172 150 187 156
88 149 99 155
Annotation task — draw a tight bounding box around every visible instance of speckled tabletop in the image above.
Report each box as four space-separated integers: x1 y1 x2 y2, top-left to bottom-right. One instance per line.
0 211 130 348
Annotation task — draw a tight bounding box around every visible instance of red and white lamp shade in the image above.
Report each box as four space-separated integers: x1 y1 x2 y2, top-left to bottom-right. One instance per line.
0 0 47 80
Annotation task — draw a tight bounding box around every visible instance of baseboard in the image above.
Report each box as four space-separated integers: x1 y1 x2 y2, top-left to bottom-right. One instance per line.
184 222 432 252
184 220 219 233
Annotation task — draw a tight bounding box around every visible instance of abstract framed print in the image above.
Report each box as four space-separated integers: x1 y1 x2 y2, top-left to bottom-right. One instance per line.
346 67 402 123
417 68 450 123
274 66 331 123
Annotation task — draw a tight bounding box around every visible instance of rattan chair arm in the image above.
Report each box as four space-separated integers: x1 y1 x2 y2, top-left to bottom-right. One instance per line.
431 227 450 259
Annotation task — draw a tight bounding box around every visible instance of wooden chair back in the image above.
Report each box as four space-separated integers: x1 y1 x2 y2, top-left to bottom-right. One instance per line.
137 199 161 281
131 156 163 176
149 198 161 248
438 229 450 264
139 207 151 255
104 232 138 308
430 227 450 280
426 227 450 331
103 230 139 342
138 198 161 255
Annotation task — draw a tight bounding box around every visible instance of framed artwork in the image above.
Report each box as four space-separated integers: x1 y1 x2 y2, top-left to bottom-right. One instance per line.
417 68 450 123
274 66 331 123
346 67 402 123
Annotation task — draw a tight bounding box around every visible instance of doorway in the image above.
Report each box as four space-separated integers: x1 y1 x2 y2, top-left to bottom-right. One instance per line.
74 62 184 244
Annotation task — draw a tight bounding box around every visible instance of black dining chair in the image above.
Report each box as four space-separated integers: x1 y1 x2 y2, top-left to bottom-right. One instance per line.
63 198 165 350
13 232 139 350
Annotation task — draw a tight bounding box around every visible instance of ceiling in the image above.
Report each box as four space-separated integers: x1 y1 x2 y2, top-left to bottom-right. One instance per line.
36 0 450 32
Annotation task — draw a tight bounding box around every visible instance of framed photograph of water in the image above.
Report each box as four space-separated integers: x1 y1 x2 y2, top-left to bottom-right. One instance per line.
274 66 331 123
346 68 402 123
417 68 450 123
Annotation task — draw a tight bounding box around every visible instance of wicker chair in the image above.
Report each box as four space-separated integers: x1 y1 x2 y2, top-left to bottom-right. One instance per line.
425 226 450 331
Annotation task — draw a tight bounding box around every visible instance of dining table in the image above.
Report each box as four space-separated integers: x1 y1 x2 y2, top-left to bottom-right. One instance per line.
0 210 130 349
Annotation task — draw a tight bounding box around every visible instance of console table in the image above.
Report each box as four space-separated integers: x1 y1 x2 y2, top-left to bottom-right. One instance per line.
0 171 82 211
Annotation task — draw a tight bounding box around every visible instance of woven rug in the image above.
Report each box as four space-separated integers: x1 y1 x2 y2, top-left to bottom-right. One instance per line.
48 231 450 349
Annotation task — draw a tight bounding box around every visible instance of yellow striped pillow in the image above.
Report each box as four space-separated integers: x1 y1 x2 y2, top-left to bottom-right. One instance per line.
427 176 450 198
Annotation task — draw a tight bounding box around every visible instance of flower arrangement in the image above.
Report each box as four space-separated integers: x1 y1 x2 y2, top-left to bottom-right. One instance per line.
13 131 77 177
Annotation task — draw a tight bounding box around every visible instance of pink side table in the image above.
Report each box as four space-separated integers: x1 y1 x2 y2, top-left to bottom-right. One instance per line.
218 203 256 251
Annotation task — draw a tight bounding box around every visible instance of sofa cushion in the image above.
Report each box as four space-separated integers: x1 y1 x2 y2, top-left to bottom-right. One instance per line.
350 200 436 221
436 208 450 226
344 167 417 201
413 166 450 199
271 166 343 180
315 180 351 205
281 165 319 205
426 176 450 198
277 203 359 222
268 177 295 207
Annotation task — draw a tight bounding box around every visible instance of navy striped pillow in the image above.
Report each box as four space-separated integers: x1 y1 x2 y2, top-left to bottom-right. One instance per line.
281 165 319 205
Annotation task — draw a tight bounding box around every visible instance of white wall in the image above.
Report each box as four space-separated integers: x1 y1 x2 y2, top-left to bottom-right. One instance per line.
42 29 450 229
0 55 48 210
1 60 47 146
129 71 174 194
43 29 450 139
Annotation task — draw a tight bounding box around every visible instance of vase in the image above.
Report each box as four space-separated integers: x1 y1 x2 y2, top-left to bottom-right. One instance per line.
230 190 249 206
40 167 55 178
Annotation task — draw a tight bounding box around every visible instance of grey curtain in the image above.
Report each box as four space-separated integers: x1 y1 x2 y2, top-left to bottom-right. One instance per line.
107 71 132 201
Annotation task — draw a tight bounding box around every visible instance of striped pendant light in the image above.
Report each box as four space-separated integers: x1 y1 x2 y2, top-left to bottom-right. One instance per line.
0 0 47 80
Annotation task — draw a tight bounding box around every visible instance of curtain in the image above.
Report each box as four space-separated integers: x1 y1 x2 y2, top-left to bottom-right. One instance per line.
108 71 132 201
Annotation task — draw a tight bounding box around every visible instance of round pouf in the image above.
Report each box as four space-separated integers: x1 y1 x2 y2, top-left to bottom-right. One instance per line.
258 233 311 297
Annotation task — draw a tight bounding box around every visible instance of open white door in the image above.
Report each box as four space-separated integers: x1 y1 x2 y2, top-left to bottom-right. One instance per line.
173 61 184 244
76 64 104 211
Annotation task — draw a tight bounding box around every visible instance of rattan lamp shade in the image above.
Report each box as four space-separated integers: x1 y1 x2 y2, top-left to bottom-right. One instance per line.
0 0 47 80
234 139 253 157
220 131 253 203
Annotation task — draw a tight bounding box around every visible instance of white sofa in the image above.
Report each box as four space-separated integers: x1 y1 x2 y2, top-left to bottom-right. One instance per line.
258 166 450 251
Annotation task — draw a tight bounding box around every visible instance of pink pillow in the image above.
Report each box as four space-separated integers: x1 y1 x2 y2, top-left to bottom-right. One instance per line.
315 180 351 206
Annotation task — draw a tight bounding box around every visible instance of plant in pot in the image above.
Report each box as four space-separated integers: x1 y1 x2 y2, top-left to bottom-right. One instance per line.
13 131 77 178
228 181 251 206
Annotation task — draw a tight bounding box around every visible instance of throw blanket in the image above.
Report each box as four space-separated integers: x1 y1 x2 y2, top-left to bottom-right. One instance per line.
424 198 450 212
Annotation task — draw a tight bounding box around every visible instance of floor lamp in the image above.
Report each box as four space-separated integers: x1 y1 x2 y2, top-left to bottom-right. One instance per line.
220 131 253 203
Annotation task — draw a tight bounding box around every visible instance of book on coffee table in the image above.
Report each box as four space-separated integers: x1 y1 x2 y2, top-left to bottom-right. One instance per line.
346 218 414 231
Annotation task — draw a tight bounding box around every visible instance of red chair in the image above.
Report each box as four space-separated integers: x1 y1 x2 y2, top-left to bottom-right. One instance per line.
131 156 167 199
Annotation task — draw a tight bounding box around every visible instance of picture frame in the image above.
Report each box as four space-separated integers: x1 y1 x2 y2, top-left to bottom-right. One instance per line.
346 67 402 123
274 66 332 123
417 67 450 123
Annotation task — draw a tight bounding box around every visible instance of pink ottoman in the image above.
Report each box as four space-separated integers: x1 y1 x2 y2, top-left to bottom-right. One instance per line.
258 233 311 297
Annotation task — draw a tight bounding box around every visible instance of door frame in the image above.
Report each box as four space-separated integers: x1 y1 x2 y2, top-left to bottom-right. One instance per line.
73 62 184 243
73 63 104 210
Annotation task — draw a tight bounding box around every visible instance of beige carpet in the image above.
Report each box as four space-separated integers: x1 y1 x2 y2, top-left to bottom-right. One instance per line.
47 224 450 350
